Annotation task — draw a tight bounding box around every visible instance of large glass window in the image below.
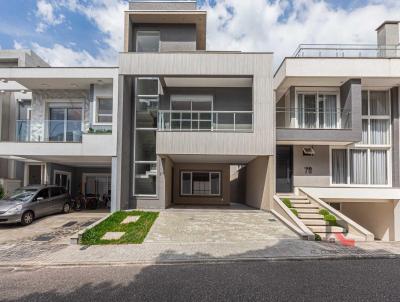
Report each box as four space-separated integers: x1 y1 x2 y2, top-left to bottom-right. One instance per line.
134 78 159 196
331 148 389 186
136 31 160 52
180 171 221 196
95 98 113 124
297 92 339 129
49 107 82 142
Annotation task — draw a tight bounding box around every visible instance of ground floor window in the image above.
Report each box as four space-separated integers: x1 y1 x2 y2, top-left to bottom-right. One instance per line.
331 148 389 186
181 171 221 196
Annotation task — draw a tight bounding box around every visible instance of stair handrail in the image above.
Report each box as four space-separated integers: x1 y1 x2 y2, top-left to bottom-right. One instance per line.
299 188 374 241
272 195 315 240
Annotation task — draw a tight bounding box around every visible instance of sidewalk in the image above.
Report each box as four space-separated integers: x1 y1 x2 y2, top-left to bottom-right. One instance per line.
1 239 400 267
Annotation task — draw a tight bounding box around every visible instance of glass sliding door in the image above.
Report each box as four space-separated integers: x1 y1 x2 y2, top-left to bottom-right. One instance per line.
331 149 347 184
49 107 82 142
349 149 368 185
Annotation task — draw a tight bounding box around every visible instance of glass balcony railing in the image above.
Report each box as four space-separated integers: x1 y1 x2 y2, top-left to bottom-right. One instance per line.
158 111 253 132
276 108 351 129
16 120 83 142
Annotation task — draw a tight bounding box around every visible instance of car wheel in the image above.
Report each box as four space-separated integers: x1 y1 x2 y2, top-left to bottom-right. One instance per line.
62 203 71 214
21 211 34 226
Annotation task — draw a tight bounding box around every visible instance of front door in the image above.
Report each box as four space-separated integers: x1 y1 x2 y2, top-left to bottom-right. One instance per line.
28 165 42 185
276 146 293 193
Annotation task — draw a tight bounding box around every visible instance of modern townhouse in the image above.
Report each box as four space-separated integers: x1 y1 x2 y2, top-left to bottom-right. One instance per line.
114 0 275 211
0 0 399 243
0 50 119 211
274 21 400 241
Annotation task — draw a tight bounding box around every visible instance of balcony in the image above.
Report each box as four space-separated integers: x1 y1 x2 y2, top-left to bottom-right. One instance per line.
276 108 351 129
16 120 83 143
158 111 253 132
293 44 399 58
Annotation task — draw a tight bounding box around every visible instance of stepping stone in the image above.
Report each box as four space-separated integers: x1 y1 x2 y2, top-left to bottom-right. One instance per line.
121 216 140 224
102 232 125 240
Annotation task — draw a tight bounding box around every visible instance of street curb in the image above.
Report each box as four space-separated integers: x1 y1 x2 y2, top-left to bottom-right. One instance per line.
70 213 113 245
1 253 400 269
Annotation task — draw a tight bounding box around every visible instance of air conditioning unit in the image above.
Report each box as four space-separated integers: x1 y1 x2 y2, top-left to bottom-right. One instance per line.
302 147 315 157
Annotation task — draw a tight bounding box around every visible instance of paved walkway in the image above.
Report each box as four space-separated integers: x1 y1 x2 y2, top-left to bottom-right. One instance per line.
145 206 298 243
0 207 400 267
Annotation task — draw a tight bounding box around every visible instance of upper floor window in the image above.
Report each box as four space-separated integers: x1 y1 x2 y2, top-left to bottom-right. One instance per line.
95 98 113 124
136 31 160 52
296 91 340 129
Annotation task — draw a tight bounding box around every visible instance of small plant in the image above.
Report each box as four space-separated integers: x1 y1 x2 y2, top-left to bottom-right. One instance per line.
88 127 95 133
0 184 4 199
290 208 299 217
324 214 338 226
314 234 322 241
319 209 329 216
282 198 292 208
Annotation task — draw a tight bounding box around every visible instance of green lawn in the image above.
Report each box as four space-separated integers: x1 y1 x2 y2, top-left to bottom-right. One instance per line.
81 211 159 245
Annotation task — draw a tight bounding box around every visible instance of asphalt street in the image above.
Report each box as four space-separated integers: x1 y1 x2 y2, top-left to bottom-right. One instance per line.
1 259 400 302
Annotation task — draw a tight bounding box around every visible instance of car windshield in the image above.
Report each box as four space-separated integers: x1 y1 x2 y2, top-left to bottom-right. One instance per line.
3 189 37 202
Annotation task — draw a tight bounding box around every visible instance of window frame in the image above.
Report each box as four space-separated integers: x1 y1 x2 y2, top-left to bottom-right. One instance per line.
93 97 113 126
135 30 161 53
180 171 222 197
295 87 341 129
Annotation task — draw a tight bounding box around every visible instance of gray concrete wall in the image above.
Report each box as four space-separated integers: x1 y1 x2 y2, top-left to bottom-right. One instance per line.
129 1 197 10
160 87 252 111
245 156 274 210
230 165 246 203
133 24 197 52
293 145 330 187
341 201 396 241
115 76 134 210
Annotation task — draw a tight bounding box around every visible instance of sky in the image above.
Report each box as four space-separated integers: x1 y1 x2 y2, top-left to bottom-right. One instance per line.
0 0 399 68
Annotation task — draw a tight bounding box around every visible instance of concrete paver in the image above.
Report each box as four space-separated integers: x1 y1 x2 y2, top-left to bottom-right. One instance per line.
121 216 139 224
102 232 125 240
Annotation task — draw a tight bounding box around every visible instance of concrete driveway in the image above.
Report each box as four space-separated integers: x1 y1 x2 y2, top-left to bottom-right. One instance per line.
0 211 107 245
145 204 299 244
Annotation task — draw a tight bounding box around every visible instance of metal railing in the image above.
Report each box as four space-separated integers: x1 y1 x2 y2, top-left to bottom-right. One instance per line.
293 44 400 58
16 120 83 142
276 108 351 129
158 110 253 132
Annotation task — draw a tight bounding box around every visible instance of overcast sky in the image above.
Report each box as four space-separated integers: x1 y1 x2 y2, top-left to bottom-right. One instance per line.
0 0 399 69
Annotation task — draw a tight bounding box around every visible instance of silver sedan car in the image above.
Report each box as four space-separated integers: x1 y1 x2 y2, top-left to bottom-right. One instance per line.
0 185 72 226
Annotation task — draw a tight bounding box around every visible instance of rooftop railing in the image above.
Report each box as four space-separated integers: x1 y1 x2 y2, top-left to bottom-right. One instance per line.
293 44 400 58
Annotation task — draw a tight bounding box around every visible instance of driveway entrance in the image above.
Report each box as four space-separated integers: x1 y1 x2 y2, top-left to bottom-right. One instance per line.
145 204 298 244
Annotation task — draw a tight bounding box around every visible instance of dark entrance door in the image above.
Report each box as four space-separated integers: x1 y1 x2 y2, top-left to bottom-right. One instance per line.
276 146 293 193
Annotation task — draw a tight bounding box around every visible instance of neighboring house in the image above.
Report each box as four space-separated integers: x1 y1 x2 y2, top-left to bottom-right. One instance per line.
274 21 400 241
0 50 119 210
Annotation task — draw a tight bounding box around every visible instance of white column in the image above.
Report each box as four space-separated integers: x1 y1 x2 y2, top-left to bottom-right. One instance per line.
111 157 119 212
394 200 400 241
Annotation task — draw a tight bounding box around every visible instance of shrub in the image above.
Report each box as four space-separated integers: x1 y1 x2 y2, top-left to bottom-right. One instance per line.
290 208 299 217
282 198 292 208
314 234 322 241
324 214 337 226
0 185 3 199
319 209 330 216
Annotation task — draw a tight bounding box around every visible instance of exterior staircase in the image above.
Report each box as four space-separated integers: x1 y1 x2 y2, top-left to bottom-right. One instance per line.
280 195 348 242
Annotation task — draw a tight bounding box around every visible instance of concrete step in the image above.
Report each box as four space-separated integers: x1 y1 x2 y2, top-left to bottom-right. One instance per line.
278 195 308 200
316 233 367 242
296 208 320 214
302 219 330 226
298 213 325 219
291 200 310 204
292 204 319 209
309 226 345 233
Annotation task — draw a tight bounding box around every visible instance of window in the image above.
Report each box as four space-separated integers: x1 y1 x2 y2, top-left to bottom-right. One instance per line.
297 91 339 129
50 187 63 197
36 189 49 200
180 172 221 196
331 148 389 186
134 78 160 196
136 31 160 52
95 98 113 124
